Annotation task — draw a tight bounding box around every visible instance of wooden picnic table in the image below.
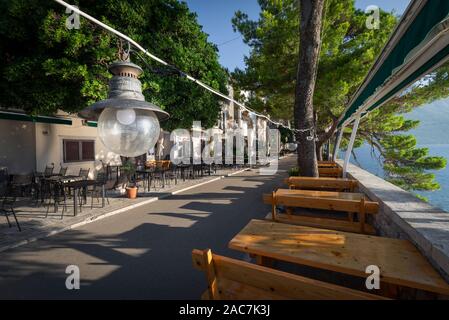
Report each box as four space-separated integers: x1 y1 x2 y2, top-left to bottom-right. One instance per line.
229 219 449 296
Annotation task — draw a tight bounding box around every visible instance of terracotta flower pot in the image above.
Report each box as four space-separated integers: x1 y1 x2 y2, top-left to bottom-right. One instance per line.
126 186 138 199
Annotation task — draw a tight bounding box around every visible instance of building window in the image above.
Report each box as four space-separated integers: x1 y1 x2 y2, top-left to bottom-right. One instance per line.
63 139 95 163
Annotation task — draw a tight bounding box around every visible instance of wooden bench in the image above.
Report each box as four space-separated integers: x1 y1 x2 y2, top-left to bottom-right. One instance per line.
192 249 386 300
284 176 358 192
263 189 379 234
319 167 343 178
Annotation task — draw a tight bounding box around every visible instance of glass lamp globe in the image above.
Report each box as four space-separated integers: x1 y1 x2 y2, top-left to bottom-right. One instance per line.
286 143 298 152
98 108 161 157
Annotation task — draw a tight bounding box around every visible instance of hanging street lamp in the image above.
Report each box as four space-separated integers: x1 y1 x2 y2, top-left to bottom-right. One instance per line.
79 51 169 157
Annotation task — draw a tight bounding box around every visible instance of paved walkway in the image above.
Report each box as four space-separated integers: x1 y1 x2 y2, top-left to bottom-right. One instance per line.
0 166 242 252
0 156 295 299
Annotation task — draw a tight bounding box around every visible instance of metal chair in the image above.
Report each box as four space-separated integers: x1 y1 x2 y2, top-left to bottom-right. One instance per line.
78 168 90 180
0 167 8 197
58 165 68 176
165 162 178 186
74 168 90 207
11 174 33 197
1 186 21 231
150 161 166 189
44 163 55 177
89 172 110 209
45 181 68 219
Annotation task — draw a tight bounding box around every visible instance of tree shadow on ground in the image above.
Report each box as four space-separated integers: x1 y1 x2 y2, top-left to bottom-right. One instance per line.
0 158 297 299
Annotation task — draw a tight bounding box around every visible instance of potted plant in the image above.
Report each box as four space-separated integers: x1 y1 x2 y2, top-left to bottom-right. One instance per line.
288 167 300 177
122 160 138 199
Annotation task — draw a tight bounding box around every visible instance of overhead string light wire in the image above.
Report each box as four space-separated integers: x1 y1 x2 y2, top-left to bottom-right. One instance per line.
54 0 311 134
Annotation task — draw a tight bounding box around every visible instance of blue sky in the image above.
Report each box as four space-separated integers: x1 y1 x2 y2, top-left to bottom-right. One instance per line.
183 0 410 71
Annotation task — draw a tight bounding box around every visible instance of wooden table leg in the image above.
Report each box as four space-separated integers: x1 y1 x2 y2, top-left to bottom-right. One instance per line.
348 212 355 222
255 255 274 267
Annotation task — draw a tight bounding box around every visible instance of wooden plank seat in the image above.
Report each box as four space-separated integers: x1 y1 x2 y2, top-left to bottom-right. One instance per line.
263 189 379 234
284 176 358 192
192 248 386 300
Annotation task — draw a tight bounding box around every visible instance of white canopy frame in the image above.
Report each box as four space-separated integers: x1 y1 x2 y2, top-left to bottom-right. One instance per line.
342 114 361 177
331 128 344 161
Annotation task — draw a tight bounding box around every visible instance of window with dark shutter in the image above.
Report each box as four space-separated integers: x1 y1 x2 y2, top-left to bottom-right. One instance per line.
82 141 95 161
63 140 95 163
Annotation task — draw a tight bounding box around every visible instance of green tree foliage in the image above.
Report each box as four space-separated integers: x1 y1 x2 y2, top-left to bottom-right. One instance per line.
232 0 395 145
0 0 228 131
232 0 446 192
354 65 449 191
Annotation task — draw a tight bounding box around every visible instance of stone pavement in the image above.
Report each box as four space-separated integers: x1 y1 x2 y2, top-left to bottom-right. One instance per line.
0 166 246 253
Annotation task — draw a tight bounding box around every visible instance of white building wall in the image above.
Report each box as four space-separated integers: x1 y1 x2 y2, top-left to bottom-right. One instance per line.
0 119 36 174
35 117 121 179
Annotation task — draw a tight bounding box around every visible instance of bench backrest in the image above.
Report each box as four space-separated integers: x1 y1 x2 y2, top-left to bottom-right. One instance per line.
318 161 340 168
319 167 343 178
263 192 379 214
318 161 338 165
284 177 358 192
192 249 386 300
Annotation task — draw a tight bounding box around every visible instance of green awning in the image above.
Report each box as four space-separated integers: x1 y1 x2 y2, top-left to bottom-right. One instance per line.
339 0 449 127
0 111 72 125
85 121 98 127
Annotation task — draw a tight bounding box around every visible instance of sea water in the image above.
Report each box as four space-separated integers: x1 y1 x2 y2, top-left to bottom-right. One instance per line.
350 143 449 212
349 98 449 212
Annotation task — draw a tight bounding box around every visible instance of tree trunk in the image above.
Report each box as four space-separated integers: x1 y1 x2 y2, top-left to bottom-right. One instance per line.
294 0 325 177
316 143 323 161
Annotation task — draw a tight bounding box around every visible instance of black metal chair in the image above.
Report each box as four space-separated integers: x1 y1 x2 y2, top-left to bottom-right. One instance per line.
58 166 68 176
10 174 33 197
150 162 167 189
74 168 90 207
89 172 110 209
33 173 51 207
45 181 68 219
78 168 90 180
165 163 178 186
44 164 55 177
178 163 192 181
134 165 147 190
1 186 21 231
0 167 8 197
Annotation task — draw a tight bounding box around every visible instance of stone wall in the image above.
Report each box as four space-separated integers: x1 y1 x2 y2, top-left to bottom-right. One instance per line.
338 161 449 281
